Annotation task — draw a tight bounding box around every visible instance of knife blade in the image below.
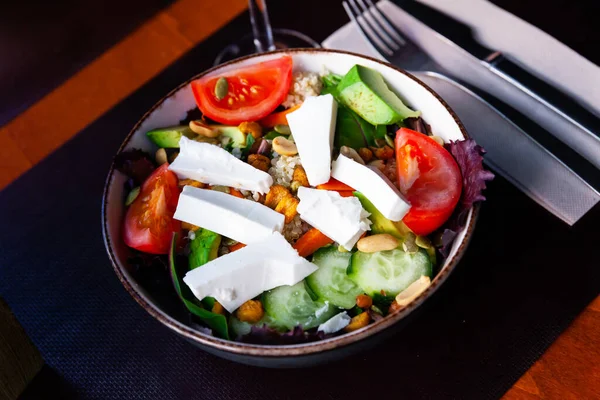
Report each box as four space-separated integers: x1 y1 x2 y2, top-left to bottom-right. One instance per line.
413 71 600 225
391 0 600 170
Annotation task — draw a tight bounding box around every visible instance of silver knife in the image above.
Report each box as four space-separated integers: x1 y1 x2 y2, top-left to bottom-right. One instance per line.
341 0 600 223
385 0 600 171
413 71 600 225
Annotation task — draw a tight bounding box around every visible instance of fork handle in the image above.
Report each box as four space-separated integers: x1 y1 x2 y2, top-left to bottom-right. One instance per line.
248 0 276 53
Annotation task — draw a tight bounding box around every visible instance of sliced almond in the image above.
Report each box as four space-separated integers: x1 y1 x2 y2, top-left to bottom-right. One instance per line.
357 234 399 253
272 136 298 156
395 276 431 307
189 120 220 137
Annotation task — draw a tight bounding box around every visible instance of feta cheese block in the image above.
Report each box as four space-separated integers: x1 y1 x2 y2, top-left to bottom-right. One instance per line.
173 186 284 245
331 154 411 221
297 187 371 251
286 94 338 186
169 136 273 194
318 312 351 334
183 232 318 312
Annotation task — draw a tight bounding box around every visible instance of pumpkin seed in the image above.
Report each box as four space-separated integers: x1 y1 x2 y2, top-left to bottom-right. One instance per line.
402 232 419 254
214 77 229 101
211 185 230 194
222 237 238 246
415 235 433 249
274 124 291 135
370 305 384 315
384 134 395 148
374 138 387 148
337 245 350 253
125 186 140 206
340 146 366 165
431 135 445 146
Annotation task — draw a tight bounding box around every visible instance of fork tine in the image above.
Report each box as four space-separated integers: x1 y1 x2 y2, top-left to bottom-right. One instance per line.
352 0 400 51
343 0 393 56
364 0 407 46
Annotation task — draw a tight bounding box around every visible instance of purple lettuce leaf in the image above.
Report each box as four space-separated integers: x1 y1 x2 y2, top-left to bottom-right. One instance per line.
404 116 432 135
114 149 156 185
240 325 330 345
439 139 494 257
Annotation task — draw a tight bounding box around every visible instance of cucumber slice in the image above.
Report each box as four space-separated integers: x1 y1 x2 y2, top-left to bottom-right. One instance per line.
306 246 363 309
263 281 338 331
348 248 432 297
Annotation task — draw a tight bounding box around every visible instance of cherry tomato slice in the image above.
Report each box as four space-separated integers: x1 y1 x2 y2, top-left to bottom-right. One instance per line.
124 164 181 254
395 128 462 235
192 56 293 125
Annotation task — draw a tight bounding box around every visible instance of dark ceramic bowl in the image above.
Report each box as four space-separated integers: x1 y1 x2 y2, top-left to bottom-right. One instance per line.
102 49 477 367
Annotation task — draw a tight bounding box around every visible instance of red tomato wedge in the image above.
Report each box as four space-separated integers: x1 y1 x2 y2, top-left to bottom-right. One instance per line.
192 56 293 125
395 128 462 235
124 164 181 254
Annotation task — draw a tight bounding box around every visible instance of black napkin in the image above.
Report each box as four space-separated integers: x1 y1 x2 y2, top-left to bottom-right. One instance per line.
2 1 599 399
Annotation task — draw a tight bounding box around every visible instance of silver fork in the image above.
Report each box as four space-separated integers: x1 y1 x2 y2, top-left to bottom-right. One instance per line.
344 0 445 74
342 0 600 225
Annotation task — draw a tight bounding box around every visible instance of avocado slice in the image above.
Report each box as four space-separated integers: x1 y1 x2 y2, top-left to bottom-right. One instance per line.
188 229 221 270
146 126 196 148
354 191 411 239
337 65 420 125
214 126 247 148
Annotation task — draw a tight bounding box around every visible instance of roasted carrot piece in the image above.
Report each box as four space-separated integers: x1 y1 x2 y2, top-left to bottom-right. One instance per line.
293 228 334 257
229 242 246 252
337 191 355 198
316 178 355 192
229 188 244 198
259 105 301 128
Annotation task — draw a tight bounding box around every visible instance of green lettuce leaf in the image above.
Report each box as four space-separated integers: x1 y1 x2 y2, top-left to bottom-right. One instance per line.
169 233 229 339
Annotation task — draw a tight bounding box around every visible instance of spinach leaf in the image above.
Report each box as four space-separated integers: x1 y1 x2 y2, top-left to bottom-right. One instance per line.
241 134 256 159
335 106 387 149
223 141 234 153
372 293 395 315
169 233 229 339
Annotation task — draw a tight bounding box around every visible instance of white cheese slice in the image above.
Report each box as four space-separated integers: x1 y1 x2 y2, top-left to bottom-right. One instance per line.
173 186 284 245
183 232 318 312
286 94 338 186
318 312 351 334
296 187 371 251
169 136 273 194
331 154 411 221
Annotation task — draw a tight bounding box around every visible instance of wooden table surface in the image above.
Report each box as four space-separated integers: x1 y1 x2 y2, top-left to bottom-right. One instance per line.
0 0 598 398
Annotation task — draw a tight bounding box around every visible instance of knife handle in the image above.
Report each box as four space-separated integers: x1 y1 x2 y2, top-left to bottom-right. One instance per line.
484 52 600 138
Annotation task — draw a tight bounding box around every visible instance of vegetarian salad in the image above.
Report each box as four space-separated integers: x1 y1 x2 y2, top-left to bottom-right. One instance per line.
115 56 493 344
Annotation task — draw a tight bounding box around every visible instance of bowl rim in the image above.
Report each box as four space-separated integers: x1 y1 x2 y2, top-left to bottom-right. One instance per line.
102 48 478 357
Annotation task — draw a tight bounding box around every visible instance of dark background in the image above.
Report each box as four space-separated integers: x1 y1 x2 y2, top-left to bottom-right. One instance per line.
1 0 599 127
1 1 599 399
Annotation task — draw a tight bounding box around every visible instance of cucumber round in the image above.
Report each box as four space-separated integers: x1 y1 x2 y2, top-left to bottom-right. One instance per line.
306 246 364 309
348 248 432 297
263 281 338 330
